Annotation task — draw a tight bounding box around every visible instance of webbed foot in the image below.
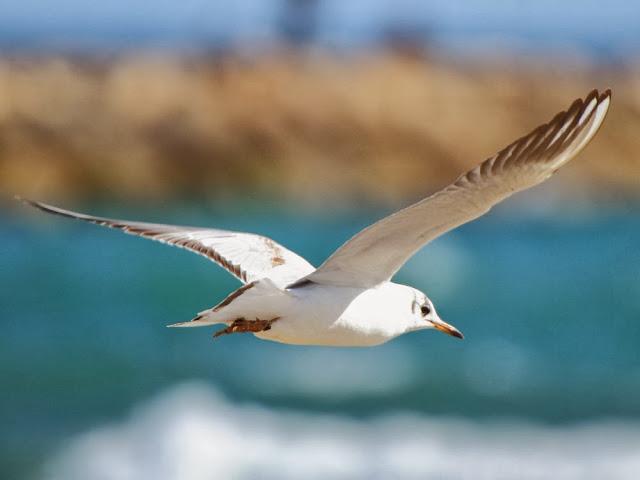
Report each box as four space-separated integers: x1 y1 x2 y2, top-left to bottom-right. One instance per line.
213 317 280 339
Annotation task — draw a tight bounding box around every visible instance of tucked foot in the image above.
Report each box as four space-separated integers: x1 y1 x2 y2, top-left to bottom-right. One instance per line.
213 317 280 339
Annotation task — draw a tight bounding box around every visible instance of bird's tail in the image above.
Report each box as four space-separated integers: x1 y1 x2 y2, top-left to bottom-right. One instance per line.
167 309 225 328
167 279 281 328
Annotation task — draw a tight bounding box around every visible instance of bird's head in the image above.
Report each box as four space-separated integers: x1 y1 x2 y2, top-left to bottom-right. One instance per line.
407 288 463 339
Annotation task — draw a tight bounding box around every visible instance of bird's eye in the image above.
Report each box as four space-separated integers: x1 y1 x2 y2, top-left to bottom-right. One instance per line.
420 305 431 316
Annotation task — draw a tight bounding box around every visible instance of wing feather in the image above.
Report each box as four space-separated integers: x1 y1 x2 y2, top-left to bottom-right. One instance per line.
297 89 611 288
21 200 314 286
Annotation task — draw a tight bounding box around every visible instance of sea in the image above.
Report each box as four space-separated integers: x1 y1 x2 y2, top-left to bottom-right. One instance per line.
2 200 639 478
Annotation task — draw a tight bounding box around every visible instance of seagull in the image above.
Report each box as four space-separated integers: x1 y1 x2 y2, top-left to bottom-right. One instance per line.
20 89 611 346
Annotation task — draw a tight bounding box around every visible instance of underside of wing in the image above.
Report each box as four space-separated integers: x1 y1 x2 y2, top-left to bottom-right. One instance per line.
22 200 315 286
296 89 611 288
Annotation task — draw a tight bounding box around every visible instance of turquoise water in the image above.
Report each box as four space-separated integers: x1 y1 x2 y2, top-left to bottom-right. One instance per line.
2 202 640 477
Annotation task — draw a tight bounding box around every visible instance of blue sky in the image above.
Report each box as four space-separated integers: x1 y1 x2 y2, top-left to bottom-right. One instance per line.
1 0 638 59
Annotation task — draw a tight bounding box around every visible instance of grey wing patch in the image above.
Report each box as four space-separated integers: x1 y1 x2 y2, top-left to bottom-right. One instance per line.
213 281 257 312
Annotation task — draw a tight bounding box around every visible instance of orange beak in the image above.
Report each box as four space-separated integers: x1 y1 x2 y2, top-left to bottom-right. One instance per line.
430 319 464 339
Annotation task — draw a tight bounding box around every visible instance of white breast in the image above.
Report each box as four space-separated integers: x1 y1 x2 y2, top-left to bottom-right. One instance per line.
255 282 412 347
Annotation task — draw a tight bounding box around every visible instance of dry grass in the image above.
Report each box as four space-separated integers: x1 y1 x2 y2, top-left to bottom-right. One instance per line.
1 51 639 204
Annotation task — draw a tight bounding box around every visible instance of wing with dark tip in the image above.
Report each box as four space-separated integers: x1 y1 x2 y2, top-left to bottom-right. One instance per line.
21 200 315 286
297 89 611 288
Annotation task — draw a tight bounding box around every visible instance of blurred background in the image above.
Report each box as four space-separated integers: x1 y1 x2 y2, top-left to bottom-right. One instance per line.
2 1 640 478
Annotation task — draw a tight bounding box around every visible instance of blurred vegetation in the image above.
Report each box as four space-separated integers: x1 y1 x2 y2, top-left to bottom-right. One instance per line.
1 51 639 204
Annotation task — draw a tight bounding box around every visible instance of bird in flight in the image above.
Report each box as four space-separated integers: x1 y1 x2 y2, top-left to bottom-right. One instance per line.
21 89 611 346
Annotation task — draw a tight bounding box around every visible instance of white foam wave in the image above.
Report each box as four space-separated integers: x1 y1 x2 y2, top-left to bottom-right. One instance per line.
44 382 640 480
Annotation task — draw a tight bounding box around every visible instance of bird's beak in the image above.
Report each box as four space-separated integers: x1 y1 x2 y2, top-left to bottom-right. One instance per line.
430 318 464 339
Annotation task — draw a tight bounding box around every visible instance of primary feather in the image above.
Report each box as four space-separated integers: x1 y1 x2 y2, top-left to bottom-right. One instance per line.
298 89 611 288
19 199 314 286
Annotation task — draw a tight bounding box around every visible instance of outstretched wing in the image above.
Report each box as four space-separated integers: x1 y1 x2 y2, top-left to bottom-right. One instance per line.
22 200 315 286
296 89 611 288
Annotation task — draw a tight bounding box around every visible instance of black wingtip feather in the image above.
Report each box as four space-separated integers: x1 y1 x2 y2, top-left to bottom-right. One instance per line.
17 197 83 221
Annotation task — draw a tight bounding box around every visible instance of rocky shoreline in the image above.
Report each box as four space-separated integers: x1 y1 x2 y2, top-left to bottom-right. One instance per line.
2 52 638 203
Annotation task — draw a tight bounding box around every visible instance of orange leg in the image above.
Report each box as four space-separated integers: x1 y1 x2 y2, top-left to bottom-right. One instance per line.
213 317 280 339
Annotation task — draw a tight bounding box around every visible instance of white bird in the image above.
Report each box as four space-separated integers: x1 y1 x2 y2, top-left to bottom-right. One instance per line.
21 89 611 347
